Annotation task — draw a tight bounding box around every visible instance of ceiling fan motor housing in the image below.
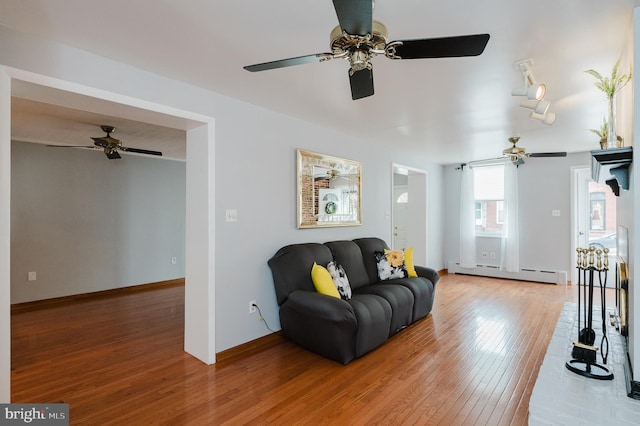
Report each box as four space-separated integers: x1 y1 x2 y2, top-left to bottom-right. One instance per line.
330 20 388 74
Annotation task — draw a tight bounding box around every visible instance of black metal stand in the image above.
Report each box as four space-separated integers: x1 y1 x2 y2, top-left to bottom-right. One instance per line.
565 247 613 381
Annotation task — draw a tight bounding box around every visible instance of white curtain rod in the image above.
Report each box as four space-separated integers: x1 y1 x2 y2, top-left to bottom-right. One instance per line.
456 157 508 170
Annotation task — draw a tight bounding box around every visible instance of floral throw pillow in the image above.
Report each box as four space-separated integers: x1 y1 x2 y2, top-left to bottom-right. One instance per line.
375 250 407 281
327 261 352 300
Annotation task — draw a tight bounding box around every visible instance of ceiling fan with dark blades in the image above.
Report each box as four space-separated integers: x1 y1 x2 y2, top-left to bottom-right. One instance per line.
503 136 566 165
243 0 490 100
47 125 163 160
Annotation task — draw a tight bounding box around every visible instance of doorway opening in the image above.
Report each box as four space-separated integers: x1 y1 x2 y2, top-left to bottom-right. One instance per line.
2 67 217 401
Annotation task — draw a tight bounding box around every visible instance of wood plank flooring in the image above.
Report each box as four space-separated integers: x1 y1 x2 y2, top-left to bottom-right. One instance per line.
11 274 586 425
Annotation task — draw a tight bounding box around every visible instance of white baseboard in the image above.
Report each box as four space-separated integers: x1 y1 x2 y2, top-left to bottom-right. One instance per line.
447 261 567 285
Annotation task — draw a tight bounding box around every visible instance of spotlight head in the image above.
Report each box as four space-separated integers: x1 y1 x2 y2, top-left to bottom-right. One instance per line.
511 83 546 100
531 83 546 100
520 99 550 115
530 111 557 125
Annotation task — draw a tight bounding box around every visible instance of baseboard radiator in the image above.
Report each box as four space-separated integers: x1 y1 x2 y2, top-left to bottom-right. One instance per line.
447 261 567 285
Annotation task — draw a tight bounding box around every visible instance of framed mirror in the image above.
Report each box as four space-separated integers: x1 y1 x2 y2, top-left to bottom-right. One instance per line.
297 149 362 228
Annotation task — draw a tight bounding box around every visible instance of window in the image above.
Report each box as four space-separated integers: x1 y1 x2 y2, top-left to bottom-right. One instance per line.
473 164 504 235
496 201 505 224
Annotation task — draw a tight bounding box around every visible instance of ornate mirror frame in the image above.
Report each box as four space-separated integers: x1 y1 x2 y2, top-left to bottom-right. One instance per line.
297 149 362 228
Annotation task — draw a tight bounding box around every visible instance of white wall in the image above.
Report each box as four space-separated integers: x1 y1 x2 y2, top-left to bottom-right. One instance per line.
443 152 591 275
10 141 186 303
214 128 445 351
0 19 446 394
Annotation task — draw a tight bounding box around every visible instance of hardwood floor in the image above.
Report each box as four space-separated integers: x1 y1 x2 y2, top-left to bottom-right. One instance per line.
11 274 586 425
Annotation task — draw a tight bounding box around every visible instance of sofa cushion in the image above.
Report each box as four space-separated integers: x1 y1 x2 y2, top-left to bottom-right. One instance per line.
387 276 435 321
354 283 414 334
353 237 390 283
347 294 393 358
324 240 371 289
311 263 341 298
268 243 334 306
327 261 352 300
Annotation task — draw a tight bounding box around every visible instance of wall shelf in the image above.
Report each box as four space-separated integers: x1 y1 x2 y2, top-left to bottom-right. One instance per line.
591 147 633 196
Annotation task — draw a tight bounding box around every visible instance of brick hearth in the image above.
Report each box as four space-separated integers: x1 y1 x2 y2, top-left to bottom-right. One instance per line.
529 302 640 424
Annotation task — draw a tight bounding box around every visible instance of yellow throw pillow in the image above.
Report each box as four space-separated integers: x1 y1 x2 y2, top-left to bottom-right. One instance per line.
311 262 341 298
404 247 418 277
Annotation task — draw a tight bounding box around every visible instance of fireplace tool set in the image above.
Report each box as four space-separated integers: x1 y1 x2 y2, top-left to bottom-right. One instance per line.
565 246 614 380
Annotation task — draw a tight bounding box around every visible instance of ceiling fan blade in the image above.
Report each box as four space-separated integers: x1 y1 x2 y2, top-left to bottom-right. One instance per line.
332 0 372 35
105 150 121 160
388 34 490 59
244 53 334 72
121 146 163 156
349 68 374 100
529 152 567 158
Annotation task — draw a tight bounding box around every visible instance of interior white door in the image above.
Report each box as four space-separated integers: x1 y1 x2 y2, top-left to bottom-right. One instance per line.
393 184 408 249
573 167 591 286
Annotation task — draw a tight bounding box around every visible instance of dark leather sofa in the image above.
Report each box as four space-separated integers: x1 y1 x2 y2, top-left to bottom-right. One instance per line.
268 237 439 364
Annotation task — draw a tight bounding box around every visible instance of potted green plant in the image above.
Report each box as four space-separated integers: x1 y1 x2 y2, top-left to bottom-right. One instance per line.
585 58 632 149
589 117 608 150
588 117 623 150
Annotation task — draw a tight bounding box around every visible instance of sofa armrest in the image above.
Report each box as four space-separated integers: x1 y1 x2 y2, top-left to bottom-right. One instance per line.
280 290 358 364
415 265 440 286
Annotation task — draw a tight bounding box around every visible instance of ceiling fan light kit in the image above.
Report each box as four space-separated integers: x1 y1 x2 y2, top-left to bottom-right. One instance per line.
512 59 556 125
244 0 490 100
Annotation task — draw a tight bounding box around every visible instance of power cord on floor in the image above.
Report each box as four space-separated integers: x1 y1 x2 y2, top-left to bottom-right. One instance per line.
253 303 277 333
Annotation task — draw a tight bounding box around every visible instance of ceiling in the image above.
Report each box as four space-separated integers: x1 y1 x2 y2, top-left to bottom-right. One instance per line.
1 0 637 163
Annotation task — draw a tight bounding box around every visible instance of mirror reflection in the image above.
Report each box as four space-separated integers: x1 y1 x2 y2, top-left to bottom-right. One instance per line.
297 149 361 228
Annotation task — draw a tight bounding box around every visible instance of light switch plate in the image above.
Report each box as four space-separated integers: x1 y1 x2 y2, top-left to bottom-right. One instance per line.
225 209 238 222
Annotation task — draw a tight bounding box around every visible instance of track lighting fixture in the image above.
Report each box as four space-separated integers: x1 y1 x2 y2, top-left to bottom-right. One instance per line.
512 58 555 125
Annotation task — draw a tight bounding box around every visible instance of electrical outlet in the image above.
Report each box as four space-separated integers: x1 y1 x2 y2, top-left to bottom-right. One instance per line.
490 252 496 259
482 252 488 259
171 257 177 265
249 300 257 314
